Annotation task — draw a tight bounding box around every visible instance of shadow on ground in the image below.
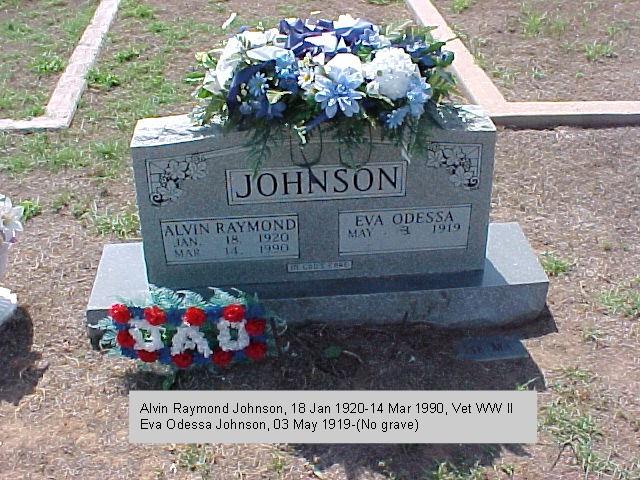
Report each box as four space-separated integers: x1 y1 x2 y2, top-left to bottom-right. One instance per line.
0 307 48 405
120 308 556 479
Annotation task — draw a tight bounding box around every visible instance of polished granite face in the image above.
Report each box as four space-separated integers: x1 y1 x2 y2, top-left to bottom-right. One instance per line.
129 105 496 291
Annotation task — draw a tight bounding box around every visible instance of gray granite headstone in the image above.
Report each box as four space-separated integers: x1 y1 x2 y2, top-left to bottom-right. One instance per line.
87 105 548 328
131 105 494 291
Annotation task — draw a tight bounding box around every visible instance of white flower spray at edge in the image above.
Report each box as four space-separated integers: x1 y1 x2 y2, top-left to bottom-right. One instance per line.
0 196 24 243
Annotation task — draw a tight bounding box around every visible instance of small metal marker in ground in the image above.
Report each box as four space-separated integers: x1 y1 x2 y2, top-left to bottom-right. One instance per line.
455 335 529 362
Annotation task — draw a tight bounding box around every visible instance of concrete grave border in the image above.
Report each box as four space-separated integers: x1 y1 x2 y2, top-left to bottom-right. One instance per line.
0 0 121 133
406 0 640 128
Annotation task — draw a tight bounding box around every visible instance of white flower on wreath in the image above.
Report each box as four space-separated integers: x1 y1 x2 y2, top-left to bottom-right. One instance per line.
0 196 24 242
298 55 319 90
129 319 164 352
217 319 250 352
165 160 188 180
363 47 418 100
171 325 212 358
324 53 364 85
157 180 182 202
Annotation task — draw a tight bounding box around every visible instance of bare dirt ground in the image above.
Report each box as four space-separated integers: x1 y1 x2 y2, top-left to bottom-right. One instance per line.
0 0 639 478
431 0 640 102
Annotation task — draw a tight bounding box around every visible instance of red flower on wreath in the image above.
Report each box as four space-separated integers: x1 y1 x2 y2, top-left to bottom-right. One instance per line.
116 330 136 349
137 350 159 363
183 307 206 327
212 349 233 368
172 352 193 369
109 303 131 324
245 318 266 336
222 304 245 322
144 305 166 326
244 341 267 361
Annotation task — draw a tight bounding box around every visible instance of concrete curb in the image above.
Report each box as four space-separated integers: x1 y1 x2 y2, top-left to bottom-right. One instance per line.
0 0 121 132
406 0 640 128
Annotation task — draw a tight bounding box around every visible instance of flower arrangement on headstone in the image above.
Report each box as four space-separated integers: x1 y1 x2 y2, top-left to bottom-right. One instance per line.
0 194 23 325
188 15 456 170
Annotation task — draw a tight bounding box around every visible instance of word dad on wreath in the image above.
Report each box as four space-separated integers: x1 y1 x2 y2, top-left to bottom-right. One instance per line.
106 288 277 369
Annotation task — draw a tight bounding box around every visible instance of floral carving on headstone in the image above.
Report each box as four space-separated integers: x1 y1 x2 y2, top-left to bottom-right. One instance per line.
425 143 482 190
146 154 208 206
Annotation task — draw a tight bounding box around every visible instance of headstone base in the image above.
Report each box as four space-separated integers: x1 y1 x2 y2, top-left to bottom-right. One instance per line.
86 223 548 329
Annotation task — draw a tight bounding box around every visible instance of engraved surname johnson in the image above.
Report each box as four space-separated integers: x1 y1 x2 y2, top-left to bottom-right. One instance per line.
162 215 299 265
339 205 472 255
226 162 406 205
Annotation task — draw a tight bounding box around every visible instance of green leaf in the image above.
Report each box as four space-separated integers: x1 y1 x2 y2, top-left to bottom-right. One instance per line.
322 345 343 359
367 93 395 107
196 87 213 99
194 51 217 69
266 89 291 105
162 371 177 390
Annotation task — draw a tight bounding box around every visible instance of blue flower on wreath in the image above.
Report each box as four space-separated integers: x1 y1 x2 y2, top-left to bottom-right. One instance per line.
166 308 183 327
248 72 268 97
405 75 432 117
246 304 265 318
192 352 210 366
254 98 286 120
121 347 137 359
313 72 363 118
359 28 386 49
385 106 410 129
205 305 222 322
159 348 172 365
275 50 298 80
403 39 438 68
239 102 253 115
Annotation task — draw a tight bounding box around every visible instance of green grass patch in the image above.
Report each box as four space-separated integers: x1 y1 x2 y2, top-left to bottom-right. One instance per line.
547 15 568 36
425 461 485 479
62 4 97 44
520 5 546 36
0 134 90 173
87 68 121 89
0 20 33 40
491 65 518 84
451 0 472 13
30 51 65 74
18 198 43 221
581 325 604 344
599 282 640 318
540 253 571 276
541 368 639 478
114 46 141 63
91 207 140 238
121 0 155 19
584 41 615 61
52 191 92 219
0 88 47 118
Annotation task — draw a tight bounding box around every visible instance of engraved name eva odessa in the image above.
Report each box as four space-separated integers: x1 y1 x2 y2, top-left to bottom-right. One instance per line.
162 215 299 264
226 162 406 205
339 205 472 255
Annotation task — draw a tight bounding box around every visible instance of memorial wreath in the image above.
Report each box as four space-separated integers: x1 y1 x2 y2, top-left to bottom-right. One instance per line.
96 286 281 370
188 15 456 170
